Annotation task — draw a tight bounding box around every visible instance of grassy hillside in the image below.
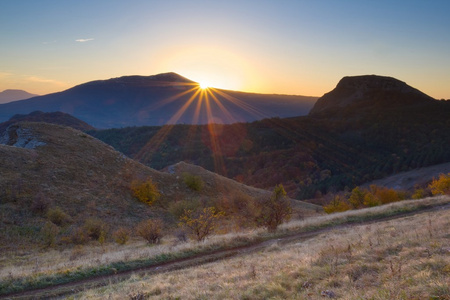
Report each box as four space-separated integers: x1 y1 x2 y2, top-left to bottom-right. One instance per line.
0 122 319 253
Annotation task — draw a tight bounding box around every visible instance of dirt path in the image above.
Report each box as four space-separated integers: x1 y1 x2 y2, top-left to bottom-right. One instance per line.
3 203 450 300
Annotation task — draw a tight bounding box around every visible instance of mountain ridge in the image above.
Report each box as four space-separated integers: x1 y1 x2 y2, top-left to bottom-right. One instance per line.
0 73 317 128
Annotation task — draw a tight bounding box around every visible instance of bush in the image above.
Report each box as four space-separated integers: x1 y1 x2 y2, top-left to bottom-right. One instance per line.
179 207 224 242
83 218 108 241
168 198 202 219
323 194 351 213
31 193 51 214
41 222 59 247
71 227 89 245
113 227 130 245
183 173 204 191
46 207 72 226
255 184 292 231
131 179 160 206
429 173 450 195
136 219 163 244
348 187 366 209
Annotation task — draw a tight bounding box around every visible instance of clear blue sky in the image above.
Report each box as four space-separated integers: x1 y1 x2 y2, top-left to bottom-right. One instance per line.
1 0 449 98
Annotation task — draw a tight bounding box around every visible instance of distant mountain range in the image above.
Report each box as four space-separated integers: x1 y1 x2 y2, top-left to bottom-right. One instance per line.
0 89 38 104
0 73 317 128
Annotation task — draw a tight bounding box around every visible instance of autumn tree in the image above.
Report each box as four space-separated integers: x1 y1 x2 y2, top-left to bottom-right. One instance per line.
256 184 292 232
348 187 366 209
131 178 160 206
323 193 351 213
179 207 224 242
428 173 450 195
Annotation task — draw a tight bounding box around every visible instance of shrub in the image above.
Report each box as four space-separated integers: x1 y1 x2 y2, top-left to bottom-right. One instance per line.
168 198 202 219
375 187 402 204
363 192 381 207
31 192 51 214
113 227 130 245
183 173 204 191
46 207 72 226
412 187 429 199
136 219 164 244
83 218 108 241
429 173 450 195
71 227 89 245
131 179 160 206
179 207 224 242
324 194 351 213
348 187 366 209
255 184 292 231
41 222 59 247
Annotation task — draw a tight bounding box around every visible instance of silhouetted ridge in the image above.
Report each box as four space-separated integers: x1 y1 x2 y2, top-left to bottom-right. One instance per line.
0 111 94 132
309 75 434 116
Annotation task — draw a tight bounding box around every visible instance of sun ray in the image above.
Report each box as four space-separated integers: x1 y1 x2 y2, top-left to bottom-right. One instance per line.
134 88 202 161
212 88 270 120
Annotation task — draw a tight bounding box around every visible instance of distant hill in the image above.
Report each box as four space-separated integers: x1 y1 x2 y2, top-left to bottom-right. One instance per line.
0 122 319 251
0 111 95 133
309 75 435 117
90 75 450 199
362 162 450 191
0 89 38 104
0 73 317 128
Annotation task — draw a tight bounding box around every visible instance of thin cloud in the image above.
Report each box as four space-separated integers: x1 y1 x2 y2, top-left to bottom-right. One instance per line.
75 38 94 43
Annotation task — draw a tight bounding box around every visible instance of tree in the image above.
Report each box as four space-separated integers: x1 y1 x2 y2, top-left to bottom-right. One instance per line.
323 193 351 213
429 173 450 195
348 187 366 209
256 184 292 232
179 207 224 242
131 179 160 206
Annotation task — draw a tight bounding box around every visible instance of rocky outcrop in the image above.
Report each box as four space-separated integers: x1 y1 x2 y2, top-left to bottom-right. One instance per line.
0 124 46 149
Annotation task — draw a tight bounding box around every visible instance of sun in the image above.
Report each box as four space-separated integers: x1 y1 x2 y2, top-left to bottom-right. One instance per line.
199 81 209 89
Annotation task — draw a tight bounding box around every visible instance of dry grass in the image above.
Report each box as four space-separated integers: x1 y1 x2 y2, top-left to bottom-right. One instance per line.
76 199 450 299
1 196 448 295
75 202 450 299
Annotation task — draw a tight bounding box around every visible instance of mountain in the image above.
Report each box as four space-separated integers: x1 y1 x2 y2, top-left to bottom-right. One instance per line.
0 111 95 133
0 122 319 251
89 75 450 199
0 72 317 128
0 89 38 104
309 75 434 116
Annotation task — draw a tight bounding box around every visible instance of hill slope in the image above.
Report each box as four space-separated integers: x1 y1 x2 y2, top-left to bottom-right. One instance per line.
0 73 317 128
0 122 319 251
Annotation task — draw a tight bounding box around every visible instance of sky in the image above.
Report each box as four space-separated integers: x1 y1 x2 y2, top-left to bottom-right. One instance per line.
1 0 450 99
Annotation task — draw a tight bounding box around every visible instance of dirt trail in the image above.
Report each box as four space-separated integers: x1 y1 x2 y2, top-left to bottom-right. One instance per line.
3 203 450 300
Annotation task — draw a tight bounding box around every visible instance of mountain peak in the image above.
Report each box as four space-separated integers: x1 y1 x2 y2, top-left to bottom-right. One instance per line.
309 75 434 116
0 89 38 104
